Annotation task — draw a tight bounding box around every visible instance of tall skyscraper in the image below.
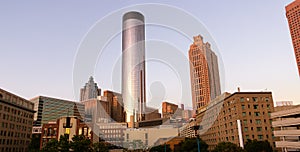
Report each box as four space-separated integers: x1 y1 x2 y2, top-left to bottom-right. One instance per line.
80 76 101 101
122 11 146 126
189 35 221 112
286 0 300 76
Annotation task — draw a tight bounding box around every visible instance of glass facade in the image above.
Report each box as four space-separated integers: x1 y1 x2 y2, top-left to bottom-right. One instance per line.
31 96 85 126
122 11 146 123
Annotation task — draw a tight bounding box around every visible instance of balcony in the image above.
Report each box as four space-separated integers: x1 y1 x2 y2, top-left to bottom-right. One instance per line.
274 130 300 136
275 141 300 149
271 106 300 119
272 118 300 127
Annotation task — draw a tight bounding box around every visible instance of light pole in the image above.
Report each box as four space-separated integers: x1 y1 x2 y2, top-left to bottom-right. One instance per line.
192 125 202 152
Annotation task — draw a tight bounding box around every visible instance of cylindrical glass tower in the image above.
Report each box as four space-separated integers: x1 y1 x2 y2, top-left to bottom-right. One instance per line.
122 11 145 126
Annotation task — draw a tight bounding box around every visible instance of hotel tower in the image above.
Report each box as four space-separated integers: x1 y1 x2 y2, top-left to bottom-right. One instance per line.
122 11 146 127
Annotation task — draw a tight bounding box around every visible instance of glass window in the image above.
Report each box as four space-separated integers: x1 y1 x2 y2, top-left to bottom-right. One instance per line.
253 105 258 109
257 127 262 132
240 97 244 102
256 119 261 124
244 127 248 132
255 112 260 116
242 112 246 116
242 105 245 110
258 135 263 140
252 97 258 102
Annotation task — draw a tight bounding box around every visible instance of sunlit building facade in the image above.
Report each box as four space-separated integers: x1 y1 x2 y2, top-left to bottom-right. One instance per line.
286 0 300 75
189 35 221 113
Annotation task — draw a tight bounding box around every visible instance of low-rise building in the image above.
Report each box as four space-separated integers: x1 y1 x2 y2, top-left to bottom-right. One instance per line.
123 126 178 149
271 105 300 151
40 116 92 149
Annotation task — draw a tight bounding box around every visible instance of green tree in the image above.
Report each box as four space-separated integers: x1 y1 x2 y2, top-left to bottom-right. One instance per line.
28 134 41 152
150 144 171 152
41 139 58 152
70 135 92 152
91 142 109 152
180 137 208 152
58 135 70 152
212 142 245 152
244 139 273 152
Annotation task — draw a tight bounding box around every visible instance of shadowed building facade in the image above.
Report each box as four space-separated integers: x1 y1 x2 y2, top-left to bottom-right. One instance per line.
286 0 300 76
0 88 35 152
122 11 146 127
189 35 221 113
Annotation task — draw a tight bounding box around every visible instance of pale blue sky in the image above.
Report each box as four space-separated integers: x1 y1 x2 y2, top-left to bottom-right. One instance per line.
0 0 299 108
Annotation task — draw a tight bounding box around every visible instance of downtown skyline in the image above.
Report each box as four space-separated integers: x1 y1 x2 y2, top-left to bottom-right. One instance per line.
0 0 299 109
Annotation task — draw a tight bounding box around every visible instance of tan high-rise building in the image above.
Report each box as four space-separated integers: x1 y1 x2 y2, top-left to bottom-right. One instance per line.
286 0 300 75
189 35 221 112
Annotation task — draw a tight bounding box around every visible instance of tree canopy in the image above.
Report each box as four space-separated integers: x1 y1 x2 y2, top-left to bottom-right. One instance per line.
244 139 273 152
179 137 208 152
212 142 245 152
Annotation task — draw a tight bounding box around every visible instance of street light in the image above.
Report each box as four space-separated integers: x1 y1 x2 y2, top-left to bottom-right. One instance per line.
192 125 202 152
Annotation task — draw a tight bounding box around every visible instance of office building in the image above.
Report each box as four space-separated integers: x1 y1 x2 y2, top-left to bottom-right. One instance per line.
188 35 221 113
271 105 300 151
122 11 146 126
80 76 101 101
180 91 275 151
0 88 35 152
286 0 300 75
30 96 85 126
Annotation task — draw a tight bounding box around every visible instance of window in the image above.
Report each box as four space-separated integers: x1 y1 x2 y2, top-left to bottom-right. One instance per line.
243 120 247 125
240 97 244 102
242 112 246 116
252 97 258 102
249 112 251 116
265 97 269 102
253 105 258 109
244 127 248 132
267 104 270 109
256 119 261 124
242 105 245 110
255 112 260 116
257 127 262 132
258 135 263 140
246 135 249 139
246 98 250 101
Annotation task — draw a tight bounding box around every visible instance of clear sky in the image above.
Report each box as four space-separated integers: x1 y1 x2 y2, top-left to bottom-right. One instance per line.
0 0 299 109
